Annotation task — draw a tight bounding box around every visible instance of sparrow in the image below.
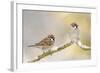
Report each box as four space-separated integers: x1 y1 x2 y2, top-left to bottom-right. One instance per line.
70 23 80 43
70 22 90 49
28 34 55 53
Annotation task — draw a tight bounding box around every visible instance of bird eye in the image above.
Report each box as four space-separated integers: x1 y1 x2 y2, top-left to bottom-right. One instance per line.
50 38 53 41
50 38 54 41
74 26 77 28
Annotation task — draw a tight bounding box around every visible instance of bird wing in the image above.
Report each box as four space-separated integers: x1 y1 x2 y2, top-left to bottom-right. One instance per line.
35 38 53 46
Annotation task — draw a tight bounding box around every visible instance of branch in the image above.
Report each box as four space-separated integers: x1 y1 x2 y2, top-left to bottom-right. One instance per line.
28 41 91 63
76 40 91 50
28 42 72 63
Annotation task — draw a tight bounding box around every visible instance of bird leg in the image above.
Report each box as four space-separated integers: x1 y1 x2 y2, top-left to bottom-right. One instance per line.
42 48 53 56
42 48 48 54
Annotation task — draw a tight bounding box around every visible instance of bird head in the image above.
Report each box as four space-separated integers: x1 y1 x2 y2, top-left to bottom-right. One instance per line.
71 23 78 29
48 34 55 41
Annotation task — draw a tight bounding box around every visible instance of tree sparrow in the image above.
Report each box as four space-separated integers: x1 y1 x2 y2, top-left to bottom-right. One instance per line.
28 34 55 53
70 23 80 43
70 23 90 49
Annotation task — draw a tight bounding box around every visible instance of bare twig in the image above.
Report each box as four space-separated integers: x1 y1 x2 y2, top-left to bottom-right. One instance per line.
28 41 91 63
28 42 72 63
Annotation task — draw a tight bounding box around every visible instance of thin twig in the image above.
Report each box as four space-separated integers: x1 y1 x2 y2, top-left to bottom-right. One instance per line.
28 41 91 63
28 42 72 63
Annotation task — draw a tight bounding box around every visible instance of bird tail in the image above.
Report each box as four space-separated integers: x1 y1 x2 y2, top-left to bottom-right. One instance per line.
27 45 36 47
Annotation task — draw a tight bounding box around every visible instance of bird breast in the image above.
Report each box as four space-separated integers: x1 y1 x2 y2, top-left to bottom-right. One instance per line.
70 28 80 42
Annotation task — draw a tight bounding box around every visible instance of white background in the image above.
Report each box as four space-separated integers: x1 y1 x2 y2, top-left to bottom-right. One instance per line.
0 0 100 73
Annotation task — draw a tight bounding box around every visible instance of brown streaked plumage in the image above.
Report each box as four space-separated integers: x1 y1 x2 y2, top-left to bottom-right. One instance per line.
35 34 55 46
28 34 55 52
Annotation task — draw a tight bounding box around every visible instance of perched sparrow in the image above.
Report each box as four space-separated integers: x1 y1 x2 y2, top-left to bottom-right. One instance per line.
70 23 90 49
70 23 80 43
28 34 55 53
